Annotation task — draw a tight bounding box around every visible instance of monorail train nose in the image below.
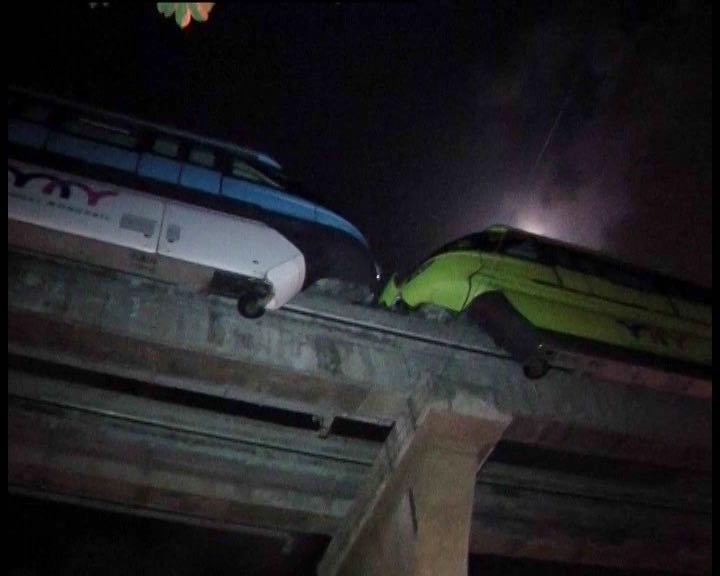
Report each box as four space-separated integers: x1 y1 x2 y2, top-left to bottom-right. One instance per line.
9 87 379 321
378 274 401 308
264 253 307 310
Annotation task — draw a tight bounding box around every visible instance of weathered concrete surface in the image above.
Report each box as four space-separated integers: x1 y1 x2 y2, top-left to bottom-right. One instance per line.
8 368 374 535
470 482 711 574
8 251 712 470
318 408 510 576
7 362 712 574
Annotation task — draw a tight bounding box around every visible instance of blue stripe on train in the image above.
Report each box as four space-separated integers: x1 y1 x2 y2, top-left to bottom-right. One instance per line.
315 207 366 245
138 153 182 185
46 133 138 172
9 121 368 246
221 177 316 221
221 178 366 244
180 164 222 195
8 120 49 149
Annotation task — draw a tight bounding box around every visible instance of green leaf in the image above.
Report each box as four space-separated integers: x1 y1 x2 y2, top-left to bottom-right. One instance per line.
157 3 174 16
175 4 187 27
189 3 203 21
157 2 214 28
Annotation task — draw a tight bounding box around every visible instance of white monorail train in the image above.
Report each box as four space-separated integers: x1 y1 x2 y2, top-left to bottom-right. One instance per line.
8 88 379 316
8 160 305 315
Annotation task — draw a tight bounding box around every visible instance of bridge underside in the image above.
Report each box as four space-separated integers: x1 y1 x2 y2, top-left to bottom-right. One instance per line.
8 251 712 574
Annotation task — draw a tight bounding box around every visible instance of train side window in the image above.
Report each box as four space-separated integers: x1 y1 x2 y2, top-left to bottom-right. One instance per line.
449 237 475 250
441 231 503 254
601 262 653 292
553 246 578 269
231 158 282 188
64 117 138 148
501 236 540 262
479 231 503 252
153 137 180 158
663 278 710 304
19 104 51 124
189 146 215 167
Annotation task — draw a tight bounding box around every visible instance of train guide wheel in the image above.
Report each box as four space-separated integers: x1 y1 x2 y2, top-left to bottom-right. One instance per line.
523 355 550 379
237 294 266 319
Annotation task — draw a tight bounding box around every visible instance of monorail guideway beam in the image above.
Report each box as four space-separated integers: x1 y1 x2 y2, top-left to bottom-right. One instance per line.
8 366 375 537
6 251 713 573
7 250 711 469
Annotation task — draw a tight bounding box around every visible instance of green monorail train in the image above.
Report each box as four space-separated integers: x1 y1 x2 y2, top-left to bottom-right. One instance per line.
379 225 711 394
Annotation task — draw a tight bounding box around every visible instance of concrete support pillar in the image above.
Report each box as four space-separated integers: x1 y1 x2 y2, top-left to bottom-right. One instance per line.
319 409 510 576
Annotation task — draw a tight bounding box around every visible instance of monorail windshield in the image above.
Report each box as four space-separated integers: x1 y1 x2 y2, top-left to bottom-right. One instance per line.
438 226 710 305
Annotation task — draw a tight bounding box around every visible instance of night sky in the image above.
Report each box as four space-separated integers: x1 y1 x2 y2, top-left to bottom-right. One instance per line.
8 2 711 285
6 4 712 573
